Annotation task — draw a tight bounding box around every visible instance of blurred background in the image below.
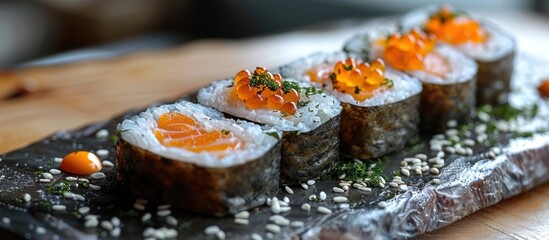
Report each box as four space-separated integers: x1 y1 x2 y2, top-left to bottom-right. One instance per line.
0 0 548 69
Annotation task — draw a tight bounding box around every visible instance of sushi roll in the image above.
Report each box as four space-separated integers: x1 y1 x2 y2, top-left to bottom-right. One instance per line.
197 67 342 183
116 101 282 216
399 5 515 105
280 52 422 160
344 29 478 133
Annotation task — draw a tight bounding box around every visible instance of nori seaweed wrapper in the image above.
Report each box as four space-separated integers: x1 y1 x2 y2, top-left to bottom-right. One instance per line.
476 51 515 105
280 113 341 183
420 77 476 133
116 138 282 216
340 94 421 160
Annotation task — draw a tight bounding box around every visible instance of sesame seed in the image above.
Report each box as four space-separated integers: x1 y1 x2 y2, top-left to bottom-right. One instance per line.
91 172 106 179
488 151 496 159
266 233 273 239
430 145 443 152
300 183 309 190
283 197 290 203
49 169 61 175
101 220 114 231
342 185 349 191
235 218 249 225
73 194 85 201
143 227 155 237
491 147 501 155
35 226 46 234
216 230 226 240
338 174 346 180
78 178 89 183
333 196 348 203
134 203 145 210
110 227 121 237
111 217 120 226
280 206 291 212
307 180 315 185
251 233 263 240
353 158 363 164
53 157 63 163
463 139 475 147
278 201 289 207
89 184 101 190
284 186 294 195
102 161 114 168
415 153 427 161
2 218 10 224
358 186 371 192
166 216 178 226
270 215 290 226
204 226 220 235
437 151 445 158
465 148 474 156
78 207 90 215
96 149 109 158
317 206 332 214
301 203 311 211
389 182 398 188
308 194 317 201
477 133 488 143
67 177 77 182
339 203 350 209
447 119 458 128
433 164 444 168
400 161 408 167
378 201 387 208
319 191 327 201
265 224 281 233
444 146 455 154
430 168 440 175
271 198 281 214
445 129 459 137
234 211 249 219
432 178 440 185
157 210 171 217
96 129 109 138
399 185 408 192
421 166 430 172
401 168 410 176
23 193 31 202
84 218 98 228
415 168 422 175
291 221 305 228
456 148 466 155
52 205 66 211
39 179 51 183
332 187 344 193
352 183 364 189
142 213 151 222
478 112 491 122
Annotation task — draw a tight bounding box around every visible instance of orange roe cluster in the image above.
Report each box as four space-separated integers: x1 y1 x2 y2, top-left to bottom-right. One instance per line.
381 29 436 71
233 67 300 115
424 6 487 45
154 112 242 153
329 58 391 101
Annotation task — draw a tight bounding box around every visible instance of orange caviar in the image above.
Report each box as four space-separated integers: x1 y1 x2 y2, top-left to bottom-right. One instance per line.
61 151 102 175
424 6 487 44
308 58 392 102
233 67 300 115
154 112 242 153
380 29 437 71
539 79 549 98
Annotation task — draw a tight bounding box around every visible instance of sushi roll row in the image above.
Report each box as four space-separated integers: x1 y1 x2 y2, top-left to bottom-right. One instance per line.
115 5 515 216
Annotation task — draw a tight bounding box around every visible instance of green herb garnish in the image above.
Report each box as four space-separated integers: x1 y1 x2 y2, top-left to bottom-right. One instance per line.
328 158 387 184
281 81 301 94
383 78 394 88
354 86 361 94
265 131 280 140
45 181 71 195
297 100 310 108
221 129 231 135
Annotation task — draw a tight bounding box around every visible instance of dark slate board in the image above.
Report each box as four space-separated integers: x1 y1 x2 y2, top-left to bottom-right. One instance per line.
0 55 548 240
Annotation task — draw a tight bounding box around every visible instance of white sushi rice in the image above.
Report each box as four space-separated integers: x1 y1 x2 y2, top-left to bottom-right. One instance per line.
345 30 477 85
398 5 515 62
280 51 422 107
118 101 280 168
197 79 341 132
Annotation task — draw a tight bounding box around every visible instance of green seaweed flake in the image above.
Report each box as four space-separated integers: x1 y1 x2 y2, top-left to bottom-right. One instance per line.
45 181 71 195
328 158 387 184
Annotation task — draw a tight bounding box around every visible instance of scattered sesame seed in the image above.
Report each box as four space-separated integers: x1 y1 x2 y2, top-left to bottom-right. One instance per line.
378 201 387 208
266 233 273 239
265 224 281 233
142 213 151 222
444 146 455 154
415 168 422 175
23 193 31 202
430 168 440 175
478 112 491 122
421 166 430 172
271 197 281 214
389 182 398 188
333 196 348 203
339 203 350 209
35 226 46 234
416 153 428 161
1 218 10 224
465 148 474 156
300 183 309 190
332 187 344 193
64 193 76 200
73 194 85 201
96 149 109 158
399 185 408 192
101 220 114 231
102 161 114 168
270 215 290 226
338 174 346 180
430 145 443 152
166 216 178 226
278 201 289 207
78 178 89 183
89 184 101 190
157 209 171 217
134 203 145 211
463 139 475 147
401 168 410 176
291 221 305 228
283 196 290 203
301 203 311 211
342 185 349 191
280 206 292 212
110 227 121 237
433 164 444 168
143 227 155 237
307 180 316 185
284 186 294 195
308 194 317 201
52 205 66 211
66 176 77 181
488 151 496 159
216 230 226 240
39 179 51 183
204 226 220 235
49 169 61 175
84 218 98 228
91 172 106 179
353 158 363 164
235 218 249 225
53 157 63 163
432 178 441 185
234 211 249 219
251 233 263 240
447 119 458 128
319 191 327 201
317 206 332 214
358 186 372 192
111 217 120 227
78 207 90 215
456 148 466 155
96 129 109 138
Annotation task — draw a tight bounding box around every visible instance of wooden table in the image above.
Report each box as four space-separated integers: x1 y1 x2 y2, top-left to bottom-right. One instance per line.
1 10 548 239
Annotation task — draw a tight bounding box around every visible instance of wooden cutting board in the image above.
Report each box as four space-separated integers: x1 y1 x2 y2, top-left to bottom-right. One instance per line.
1 11 549 239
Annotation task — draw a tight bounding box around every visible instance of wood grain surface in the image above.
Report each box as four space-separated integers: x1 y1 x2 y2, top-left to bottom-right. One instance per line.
1 10 548 239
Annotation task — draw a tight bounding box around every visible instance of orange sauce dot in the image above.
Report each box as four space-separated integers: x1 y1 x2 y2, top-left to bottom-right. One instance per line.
61 151 102 175
539 79 549 97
